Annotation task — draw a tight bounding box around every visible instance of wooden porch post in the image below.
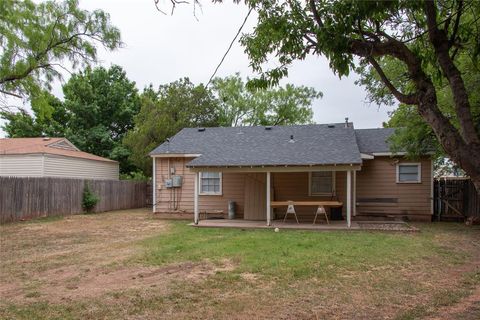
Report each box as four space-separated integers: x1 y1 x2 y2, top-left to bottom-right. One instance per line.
194 171 199 225
353 170 356 216
266 171 271 226
347 170 352 228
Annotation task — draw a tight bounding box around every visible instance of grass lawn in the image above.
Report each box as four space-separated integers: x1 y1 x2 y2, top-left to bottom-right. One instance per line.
0 209 479 319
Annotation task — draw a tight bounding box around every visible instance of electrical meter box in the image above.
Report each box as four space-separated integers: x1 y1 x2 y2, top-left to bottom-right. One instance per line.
172 175 183 187
164 179 173 188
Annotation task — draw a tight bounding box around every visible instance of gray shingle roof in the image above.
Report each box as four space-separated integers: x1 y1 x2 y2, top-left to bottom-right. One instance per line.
150 124 363 167
355 128 395 154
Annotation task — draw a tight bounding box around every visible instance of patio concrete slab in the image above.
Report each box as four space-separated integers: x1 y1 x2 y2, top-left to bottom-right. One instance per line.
190 219 417 232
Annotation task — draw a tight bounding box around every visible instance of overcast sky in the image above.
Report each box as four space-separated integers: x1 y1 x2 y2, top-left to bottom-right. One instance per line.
1 0 396 137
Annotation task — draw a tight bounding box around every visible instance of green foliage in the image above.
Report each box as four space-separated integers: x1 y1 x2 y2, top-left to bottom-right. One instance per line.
211 73 320 126
123 78 220 175
82 184 99 213
0 92 67 137
0 0 121 110
120 171 149 181
383 54 480 170
62 65 140 173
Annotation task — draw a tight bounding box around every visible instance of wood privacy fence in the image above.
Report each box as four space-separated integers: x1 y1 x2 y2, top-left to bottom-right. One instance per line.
434 178 479 221
0 177 148 223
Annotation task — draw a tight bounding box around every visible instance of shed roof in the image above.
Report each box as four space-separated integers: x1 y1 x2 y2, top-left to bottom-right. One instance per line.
150 123 364 167
0 137 117 163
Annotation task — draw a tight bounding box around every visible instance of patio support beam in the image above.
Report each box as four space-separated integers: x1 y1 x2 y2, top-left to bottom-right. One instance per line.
266 171 271 226
353 170 356 216
347 170 352 228
194 172 199 224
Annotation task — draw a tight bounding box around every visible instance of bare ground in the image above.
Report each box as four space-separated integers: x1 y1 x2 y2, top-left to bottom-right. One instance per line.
1 210 479 319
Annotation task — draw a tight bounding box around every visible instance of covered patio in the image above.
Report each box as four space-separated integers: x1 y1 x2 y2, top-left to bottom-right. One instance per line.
192 165 360 228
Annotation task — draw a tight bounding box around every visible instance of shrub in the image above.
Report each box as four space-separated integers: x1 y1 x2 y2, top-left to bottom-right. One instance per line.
82 183 99 213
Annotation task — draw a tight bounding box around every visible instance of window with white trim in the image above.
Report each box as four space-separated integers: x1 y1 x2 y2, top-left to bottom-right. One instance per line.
396 163 421 183
199 172 222 195
309 171 335 196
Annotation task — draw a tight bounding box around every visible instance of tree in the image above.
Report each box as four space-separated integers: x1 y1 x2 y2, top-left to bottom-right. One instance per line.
0 0 121 112
123 78 221 176
374 53 480 177
0 92 67 137
62 65 140 173
232 0 480 193
211 74 321 126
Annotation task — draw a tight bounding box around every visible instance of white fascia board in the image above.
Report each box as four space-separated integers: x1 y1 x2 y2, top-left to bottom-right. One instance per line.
150 153 201 158
360 153 374 159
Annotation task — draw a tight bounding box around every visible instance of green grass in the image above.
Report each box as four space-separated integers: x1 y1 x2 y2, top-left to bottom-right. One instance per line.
139 222 463 281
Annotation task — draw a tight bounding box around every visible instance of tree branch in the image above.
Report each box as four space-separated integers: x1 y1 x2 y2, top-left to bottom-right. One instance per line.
425 0 480 144
367 57 418 105
309 0 323 28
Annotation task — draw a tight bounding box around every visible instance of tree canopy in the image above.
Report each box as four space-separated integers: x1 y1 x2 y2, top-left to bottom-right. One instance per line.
123 78 220 175
212 74 321 127
232 0 480 192
0 0 121 112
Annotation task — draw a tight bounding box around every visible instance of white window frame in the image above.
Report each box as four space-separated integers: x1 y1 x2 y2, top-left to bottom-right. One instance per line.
396 162 422 183
308 171 335 196
199 172 223 195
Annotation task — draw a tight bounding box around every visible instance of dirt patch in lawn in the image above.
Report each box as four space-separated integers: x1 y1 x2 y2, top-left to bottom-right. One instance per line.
1 259 235 303
1 209 176 302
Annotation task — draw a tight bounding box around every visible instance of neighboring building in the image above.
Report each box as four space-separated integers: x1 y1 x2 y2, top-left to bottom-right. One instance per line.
150 123 433 225
0 137 119 180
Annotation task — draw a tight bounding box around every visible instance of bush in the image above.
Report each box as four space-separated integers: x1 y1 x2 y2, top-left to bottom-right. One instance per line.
82 183 99 213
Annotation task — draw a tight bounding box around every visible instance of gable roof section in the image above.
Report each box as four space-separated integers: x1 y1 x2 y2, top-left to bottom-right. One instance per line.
150 124 363 167
0 137 117 163
354 128 396 154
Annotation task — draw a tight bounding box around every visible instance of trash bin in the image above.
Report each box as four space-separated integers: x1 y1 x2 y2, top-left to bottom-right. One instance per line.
228 201 236 220
330 206 344 220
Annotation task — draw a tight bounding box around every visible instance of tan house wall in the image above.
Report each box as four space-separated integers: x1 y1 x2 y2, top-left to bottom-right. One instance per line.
154 156 433 221
154 157 246 217
356 156 432 221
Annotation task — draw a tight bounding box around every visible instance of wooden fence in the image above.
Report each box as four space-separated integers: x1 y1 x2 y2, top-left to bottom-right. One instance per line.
434 178 479 221
0 177 148 224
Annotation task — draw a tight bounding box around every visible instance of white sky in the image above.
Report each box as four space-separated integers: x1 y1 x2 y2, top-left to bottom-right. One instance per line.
1 0 396 137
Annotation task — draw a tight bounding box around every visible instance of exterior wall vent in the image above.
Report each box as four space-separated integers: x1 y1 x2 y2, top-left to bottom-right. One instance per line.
198 127 205 132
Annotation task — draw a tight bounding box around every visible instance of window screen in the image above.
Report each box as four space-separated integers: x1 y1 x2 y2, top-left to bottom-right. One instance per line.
200 172 221 194
398 164 420 182
310 171 333 195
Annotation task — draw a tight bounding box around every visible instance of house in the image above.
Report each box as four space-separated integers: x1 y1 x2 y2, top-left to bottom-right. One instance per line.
149 123 433 227
0 137 119 180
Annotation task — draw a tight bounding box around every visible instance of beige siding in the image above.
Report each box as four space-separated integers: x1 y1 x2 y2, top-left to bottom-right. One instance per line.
43 155 119 180
0 155 44 177
153 156 433 221
154 157 246 217
356 157 432 220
